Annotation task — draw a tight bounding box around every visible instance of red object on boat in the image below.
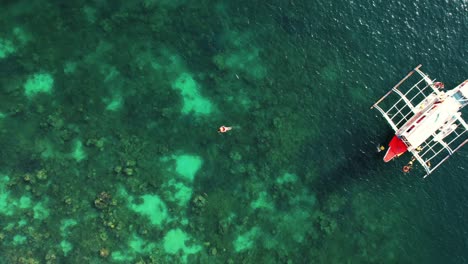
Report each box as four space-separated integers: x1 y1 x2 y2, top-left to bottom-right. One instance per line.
383 136 408 162
434 82 445 89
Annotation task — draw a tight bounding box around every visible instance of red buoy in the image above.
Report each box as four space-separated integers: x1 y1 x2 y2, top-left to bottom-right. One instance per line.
402 166 411 173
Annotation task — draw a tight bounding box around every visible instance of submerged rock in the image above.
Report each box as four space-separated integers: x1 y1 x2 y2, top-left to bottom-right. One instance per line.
94 192 112 210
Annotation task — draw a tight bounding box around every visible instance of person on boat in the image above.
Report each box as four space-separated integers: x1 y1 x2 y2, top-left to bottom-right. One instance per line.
434 82 444 89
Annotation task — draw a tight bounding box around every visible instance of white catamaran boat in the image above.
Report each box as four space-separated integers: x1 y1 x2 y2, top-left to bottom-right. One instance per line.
371 65 468 178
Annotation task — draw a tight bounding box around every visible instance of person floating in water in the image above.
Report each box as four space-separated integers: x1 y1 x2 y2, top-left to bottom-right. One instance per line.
218 126 233 133
403 156 416 173
377 144 385 152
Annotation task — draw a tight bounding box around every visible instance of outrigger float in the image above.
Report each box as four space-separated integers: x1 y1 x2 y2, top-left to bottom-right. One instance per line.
371 65 468 178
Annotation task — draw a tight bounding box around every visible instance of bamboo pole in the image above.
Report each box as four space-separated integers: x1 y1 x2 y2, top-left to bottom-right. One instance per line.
371 64 422 109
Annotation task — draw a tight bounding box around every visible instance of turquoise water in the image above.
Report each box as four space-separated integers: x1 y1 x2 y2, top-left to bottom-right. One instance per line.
0 0 467 263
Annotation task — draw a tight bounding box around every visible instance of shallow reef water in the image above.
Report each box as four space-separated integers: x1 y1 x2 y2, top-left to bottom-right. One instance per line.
0 0 467 263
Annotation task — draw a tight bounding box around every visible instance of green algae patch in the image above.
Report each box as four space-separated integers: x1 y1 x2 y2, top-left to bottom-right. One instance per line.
111 233 156 262
13 235 27 245
172 73 213 116
60 219 78 236
104 95 123 111
4 222 15 231
174 154 203 182
141 49 215 116
163 228 201 262
64 61 78 74
18 219 27 227
33 201 49 220
250 191 274 211
0 28 30 60
276 172 298 185
130 194 169 227
71 140 86 162
1 176 50 219
111 251 134 262
102 65 120 82
61 240 73 256
0 175 14 216
180 217 189 226
164 179 193 207
129 233 157 253
0 38 15 59
13 27 31 45
24 73 54 98
18 196 32 209
233 227 260 252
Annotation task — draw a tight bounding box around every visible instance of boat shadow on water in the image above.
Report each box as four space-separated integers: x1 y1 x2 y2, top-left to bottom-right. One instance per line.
298 126 396 199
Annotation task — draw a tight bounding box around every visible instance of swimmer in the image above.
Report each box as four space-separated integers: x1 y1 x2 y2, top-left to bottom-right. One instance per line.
377 145 385 152
218 126 233 133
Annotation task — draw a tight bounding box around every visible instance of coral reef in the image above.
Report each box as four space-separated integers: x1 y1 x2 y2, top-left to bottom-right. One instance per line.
0 0 464 263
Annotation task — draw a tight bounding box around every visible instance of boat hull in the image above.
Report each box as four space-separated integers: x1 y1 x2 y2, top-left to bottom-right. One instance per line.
383 136 408 162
